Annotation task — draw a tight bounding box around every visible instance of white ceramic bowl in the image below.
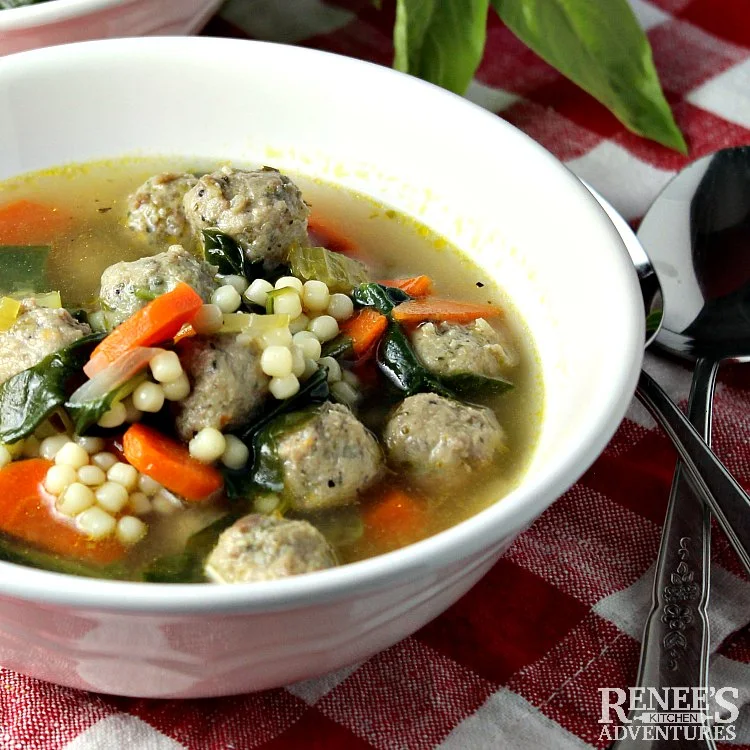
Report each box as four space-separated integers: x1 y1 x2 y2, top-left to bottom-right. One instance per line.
0 37 643 698
0 0 222 56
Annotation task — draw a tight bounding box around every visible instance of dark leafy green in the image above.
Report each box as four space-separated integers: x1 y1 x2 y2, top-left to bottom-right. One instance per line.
66 374 146 436
394 0 490 94
321 334 354 360
142 513 242 583
222 367 331 499
491 0 687 153
202 229 246 276
352 283 411 315
0 332 104 443
377 320 454 398
646 308 663 336
0 245 50 294
441 371 513 397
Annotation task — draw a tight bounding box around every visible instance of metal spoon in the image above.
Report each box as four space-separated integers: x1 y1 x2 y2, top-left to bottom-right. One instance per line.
596 146 750 749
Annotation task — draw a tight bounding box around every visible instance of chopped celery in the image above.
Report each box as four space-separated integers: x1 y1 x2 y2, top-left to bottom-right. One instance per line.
219 312 291 336
288 245 369 293
219 312 254 333
265 288 288 315
26 291 62 309
0 297 21 332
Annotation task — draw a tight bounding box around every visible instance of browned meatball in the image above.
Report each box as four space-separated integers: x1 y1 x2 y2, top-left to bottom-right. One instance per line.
126 172 198 243
383 393 506 490
183 166 310 268
275 402 383 512
174 334 268 440
205 514 336 583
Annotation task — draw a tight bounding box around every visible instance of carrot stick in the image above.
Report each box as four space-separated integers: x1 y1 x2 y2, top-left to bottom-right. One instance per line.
123 424 223 502
85 282 202 377
0 459 125 564
0 199 72 245
392 296 501 324
308 213 361 258
339 308 388 356
363 488 427 546
379 275 433 297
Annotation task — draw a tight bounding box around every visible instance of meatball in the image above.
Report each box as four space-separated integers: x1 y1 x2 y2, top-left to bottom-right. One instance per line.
383 393 505 490
99 245 217 326
0 300 90 384
126 172 198 243
205 514 336 583
411 318 517 379
183 166 310 267
174 334 269 440
275 402 382 511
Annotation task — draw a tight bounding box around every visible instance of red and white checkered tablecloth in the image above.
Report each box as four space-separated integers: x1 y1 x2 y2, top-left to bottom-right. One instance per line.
2 1 750 748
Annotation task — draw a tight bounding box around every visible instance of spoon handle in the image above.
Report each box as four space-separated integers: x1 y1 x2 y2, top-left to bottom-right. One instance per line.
611 359 717 750
636 370 750 575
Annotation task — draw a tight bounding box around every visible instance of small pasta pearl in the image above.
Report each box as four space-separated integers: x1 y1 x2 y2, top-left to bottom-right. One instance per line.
116 515 148 545
44 464 77 495
123 397 142 423
128 491 152 516
54 442 90 470
75 436 105 454
192 304 223 334
0 445 11 469
260 345 293 378
95 481 130 513
77 506 116 539
308 314 339 342
288 313 310 334
77 465 106 487
149 351 183 383
290 345 306 378
212 285 242 314
217 274 249 294
244 278 273 307
272 289 303 319
326 293 354 321
58 483 96 516
331 380 360 407
341 369 360 388
274 276 304 294
107 462 139 491
162 373 190 401
91 452 118 471
292 331 322 360
98 402 127 429
318 356 342 383
301 357 318 380
260 326 293 349
152 493 179 515
39 434 71 460
302 280 330 312
137 474 162 496
189 428 226 464
220 435 250 470
132 382 165 413
269 374 300 399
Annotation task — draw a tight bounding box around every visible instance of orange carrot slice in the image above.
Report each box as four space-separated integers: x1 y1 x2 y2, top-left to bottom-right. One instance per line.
85 282 202 377
0 459 125 564
0 199 73 245
308 213 362 258
392 296 501 324
379 275 433 297
363 488 428 546
339 308 388 356
123 424 223 502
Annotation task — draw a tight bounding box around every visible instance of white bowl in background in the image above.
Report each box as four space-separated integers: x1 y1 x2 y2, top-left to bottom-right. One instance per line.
0 37 643 697
0 0 222 56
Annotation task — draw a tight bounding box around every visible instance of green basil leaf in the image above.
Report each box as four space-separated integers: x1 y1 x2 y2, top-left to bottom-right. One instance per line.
0 332 105 443
202 229 245 276
377 320 455 398
394 0 490 94
491 0 687 153
352 283 411 315
0 245 50 295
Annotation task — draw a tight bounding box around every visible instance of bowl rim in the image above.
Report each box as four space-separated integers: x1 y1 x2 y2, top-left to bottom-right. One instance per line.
0 0 129 30
0 36 644 614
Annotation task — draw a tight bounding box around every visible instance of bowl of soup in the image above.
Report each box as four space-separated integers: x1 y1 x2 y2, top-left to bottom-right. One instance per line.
0 0 222 56
0 37 643 697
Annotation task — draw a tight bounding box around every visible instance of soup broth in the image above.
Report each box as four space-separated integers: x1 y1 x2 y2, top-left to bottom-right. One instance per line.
0 158 542 581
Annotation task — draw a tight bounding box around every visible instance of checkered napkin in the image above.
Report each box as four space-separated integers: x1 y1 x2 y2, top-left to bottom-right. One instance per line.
2 1 750 748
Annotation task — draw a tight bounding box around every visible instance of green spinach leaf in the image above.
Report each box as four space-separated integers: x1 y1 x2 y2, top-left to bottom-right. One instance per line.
202 229 246 277
352 283 411 315
0 332 104 443
491 0 686 153
0 245 50 294
394 0 490 94
441 371 513 397
321 334 354 360
65 373 147 436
